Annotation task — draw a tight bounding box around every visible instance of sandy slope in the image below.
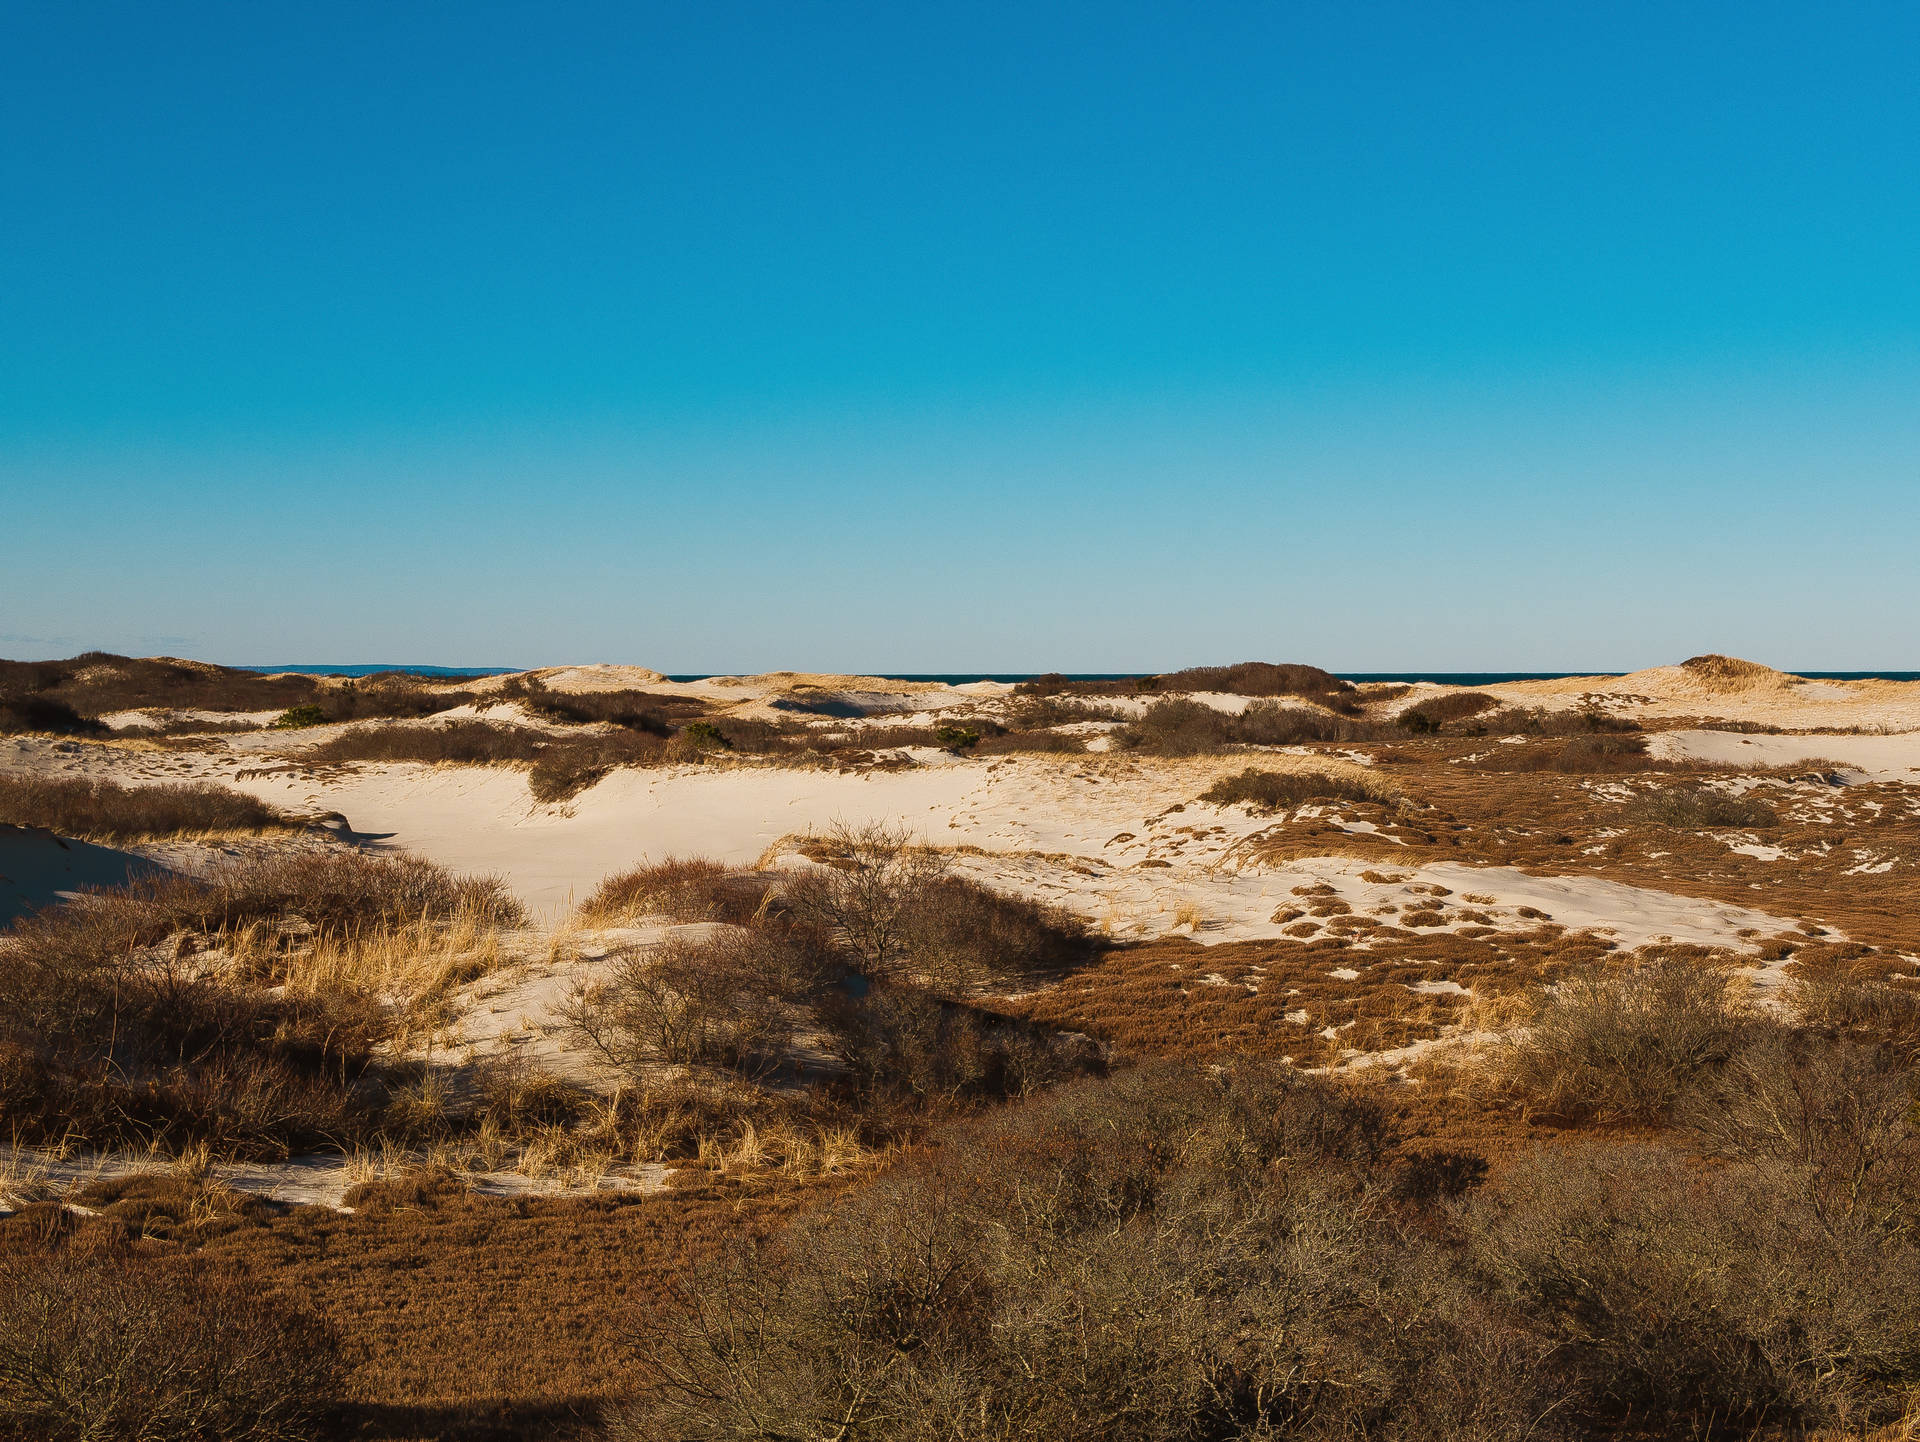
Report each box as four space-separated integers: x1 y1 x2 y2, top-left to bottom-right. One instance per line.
0 735 1817 953
1488 658 1920 731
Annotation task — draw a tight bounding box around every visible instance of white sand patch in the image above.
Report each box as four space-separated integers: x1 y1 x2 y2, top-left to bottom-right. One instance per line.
1649 729 1920 782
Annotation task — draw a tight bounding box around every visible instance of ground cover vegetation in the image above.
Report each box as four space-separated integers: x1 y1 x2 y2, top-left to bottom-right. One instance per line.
0 653 492 734
0 849 523 1156
0 773 299 840
604 1024 1920 1442
8 658 1920 1439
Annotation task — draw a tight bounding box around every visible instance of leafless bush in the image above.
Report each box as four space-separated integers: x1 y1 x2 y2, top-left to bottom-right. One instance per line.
1680 1037 1920 1234
1395 691 1498 733
1201 765 1394 812
1498 955 1758 1123
305 719 550 766
1787 975 1920 1060
0 773 296 840
603 1058 1543 1442
1468 1141 1920 1434
781 823 951 978
581 857 773 925
782 824 1083 990
899 874 1086 991
1625 785 1777 828
0 1250 339 1441
819 980 1103 1101
566 930 806 1076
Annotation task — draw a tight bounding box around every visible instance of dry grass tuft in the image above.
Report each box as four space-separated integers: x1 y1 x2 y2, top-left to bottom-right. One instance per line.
1493 954 1759 1123
580 857 773 926
0 772 298 841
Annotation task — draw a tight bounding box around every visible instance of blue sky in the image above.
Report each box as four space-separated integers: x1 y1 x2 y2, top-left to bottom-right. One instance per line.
3 2 1916 671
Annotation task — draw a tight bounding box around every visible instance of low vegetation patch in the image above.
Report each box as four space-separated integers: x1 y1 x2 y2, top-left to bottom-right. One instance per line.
0 773 297 841
1017 661 1360 711
582 857 773 925
1120 698 1387 755
1395 691 1498 733
568 827 1095 1107
0 851 521 1154
305 719 551 767
1472 732 1656 773
0 695 107 736
1624 785 1778 828
605 1045 1920 1442
0 1248 339 1442
499 676 685 733
1201 765 1396 811
1496 954 1757 1123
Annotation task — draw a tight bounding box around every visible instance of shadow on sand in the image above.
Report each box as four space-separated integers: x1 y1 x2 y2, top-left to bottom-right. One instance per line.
0 824 174 928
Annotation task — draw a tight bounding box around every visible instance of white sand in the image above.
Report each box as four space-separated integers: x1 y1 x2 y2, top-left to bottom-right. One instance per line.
1648 728 1920 783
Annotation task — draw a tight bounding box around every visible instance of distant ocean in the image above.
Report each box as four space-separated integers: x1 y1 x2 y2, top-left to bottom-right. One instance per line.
247 666 1920 685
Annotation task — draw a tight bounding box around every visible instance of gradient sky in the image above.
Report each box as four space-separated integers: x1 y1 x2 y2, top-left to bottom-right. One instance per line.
3 2 1917 672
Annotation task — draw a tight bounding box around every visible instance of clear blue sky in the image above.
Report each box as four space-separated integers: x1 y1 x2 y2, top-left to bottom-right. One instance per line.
4 2 1916 672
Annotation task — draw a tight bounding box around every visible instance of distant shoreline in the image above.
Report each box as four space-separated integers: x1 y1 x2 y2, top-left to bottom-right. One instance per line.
241 665 1920 685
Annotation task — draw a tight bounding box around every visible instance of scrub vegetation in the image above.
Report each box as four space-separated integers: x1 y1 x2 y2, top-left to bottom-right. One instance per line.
8 655 1920 1441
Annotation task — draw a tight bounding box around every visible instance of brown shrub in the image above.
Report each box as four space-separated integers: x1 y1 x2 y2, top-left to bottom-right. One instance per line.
603 1060 1540 1442
1468 1139 1920 1434
1395 692 1498 733
1018 662 1358 708
1497 955 1759 1123
0 1249 339 1441
1116 698 1239 755
975 728 1087 755
1473 732 1655 773
500 675 685 733
1201 765 1394 812
566 930 806 1077
1787 976 1920 1060
1623 785 1778 828
0 852 518 1153
0 773 296 841
782 823 1083 989
305 719 549 767
0 695 107 736
1473 706 1641 738
581 857 772 925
